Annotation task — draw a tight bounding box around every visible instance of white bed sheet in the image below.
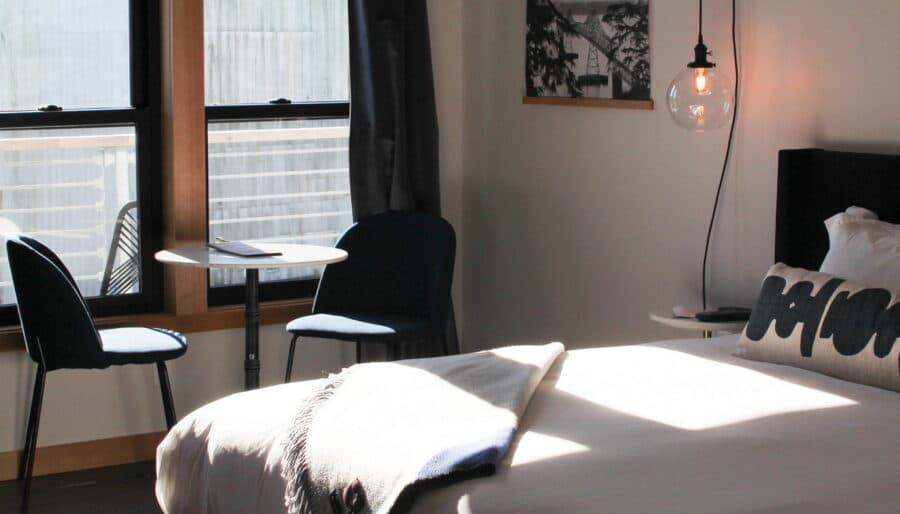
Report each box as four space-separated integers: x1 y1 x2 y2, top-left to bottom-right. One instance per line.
156 336 900 514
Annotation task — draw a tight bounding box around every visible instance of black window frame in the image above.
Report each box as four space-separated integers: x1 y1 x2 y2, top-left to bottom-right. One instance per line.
0 0 163 325
205 101 351 307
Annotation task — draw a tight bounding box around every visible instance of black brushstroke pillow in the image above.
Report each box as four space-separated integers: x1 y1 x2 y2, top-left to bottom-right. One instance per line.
737 263 900 393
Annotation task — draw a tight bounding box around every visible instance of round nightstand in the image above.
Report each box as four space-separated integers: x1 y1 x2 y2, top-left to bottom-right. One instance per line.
649 312 747 339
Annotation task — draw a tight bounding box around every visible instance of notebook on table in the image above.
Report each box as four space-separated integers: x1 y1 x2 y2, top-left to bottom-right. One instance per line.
207 241 282 257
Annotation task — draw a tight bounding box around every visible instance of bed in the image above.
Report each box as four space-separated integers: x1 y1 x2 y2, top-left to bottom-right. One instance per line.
156 149 900 513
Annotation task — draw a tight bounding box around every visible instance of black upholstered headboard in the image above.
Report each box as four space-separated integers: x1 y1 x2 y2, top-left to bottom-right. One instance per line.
775 148 900 270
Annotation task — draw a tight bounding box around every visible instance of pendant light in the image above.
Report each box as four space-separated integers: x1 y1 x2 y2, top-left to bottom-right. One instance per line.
673 0 740 312
667 0 734 132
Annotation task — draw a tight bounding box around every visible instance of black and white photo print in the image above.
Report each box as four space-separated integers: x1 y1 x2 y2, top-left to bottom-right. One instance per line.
525 0 650 105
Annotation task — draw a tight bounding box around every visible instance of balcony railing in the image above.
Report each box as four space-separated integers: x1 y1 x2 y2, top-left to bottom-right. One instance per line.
0 123 352 302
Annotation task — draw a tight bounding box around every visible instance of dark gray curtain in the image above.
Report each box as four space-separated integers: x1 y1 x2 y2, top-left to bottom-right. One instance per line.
348 0 459 358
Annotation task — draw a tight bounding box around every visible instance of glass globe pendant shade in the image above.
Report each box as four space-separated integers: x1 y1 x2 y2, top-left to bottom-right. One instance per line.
667 66 734 132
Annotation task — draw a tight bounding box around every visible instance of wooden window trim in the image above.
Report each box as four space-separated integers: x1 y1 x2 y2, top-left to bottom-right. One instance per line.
0 298 312 353
160 0 208 316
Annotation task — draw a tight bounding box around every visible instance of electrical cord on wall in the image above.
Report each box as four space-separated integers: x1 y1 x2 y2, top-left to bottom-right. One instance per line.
701 0 739 311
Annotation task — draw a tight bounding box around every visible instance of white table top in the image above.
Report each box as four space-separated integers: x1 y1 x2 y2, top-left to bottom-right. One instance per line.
155 243 348 270
649 312 747 333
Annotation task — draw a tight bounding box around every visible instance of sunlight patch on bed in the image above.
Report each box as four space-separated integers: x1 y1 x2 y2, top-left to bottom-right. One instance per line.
556 346 857 430
508 431 590 466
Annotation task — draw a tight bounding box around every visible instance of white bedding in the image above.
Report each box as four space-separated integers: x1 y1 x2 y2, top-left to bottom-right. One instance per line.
156 335 900 513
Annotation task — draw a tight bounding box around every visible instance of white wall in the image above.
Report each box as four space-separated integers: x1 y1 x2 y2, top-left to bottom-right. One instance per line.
430 0 466 340
0 0 466 453
460 0 900 351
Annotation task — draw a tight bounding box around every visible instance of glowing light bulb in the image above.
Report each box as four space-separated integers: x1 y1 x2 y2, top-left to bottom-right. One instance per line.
694 69 709 94
667 67 733 131
691 104 706 119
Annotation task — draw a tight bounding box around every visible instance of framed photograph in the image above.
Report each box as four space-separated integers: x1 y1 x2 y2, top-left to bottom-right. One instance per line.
524 0 652 109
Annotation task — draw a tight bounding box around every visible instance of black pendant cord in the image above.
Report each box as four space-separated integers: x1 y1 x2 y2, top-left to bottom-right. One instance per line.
701 0 739 311
698 0 703 38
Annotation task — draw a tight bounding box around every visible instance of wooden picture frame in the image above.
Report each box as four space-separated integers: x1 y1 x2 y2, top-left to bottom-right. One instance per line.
524 0 653 110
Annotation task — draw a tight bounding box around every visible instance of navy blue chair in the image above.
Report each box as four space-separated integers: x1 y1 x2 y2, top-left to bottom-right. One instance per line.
284 211 455 381
5 235 187 507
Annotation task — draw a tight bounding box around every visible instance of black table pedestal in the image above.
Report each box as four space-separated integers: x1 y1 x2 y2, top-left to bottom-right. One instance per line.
244 269 260 390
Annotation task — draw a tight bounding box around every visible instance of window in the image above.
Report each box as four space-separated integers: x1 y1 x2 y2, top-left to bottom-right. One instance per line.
205 0 351 306
0 0 162 324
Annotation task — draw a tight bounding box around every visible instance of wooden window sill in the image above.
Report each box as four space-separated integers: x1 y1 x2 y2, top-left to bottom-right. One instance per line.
0 298 312 353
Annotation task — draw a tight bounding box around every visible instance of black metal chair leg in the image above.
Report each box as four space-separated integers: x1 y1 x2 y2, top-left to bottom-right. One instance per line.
285 334 299 383
355 341 362 364
156 362 177 430
20 365 46 511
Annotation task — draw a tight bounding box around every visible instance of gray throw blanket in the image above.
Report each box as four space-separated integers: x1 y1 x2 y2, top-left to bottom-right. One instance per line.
282 343 565 514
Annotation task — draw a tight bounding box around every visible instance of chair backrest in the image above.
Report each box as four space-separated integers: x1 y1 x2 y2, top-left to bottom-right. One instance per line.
313 211 456 331
100 201 140 296
6 235 107 370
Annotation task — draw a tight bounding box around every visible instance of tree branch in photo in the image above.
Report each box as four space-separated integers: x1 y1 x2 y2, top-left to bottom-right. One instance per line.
525 0 581 98
603 2 650 99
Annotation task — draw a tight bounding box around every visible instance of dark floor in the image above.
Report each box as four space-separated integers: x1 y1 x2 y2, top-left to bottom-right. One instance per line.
0 462 161 514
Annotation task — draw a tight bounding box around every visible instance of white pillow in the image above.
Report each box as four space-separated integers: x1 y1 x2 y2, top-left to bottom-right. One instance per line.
842 206 879 220
819 207 900 289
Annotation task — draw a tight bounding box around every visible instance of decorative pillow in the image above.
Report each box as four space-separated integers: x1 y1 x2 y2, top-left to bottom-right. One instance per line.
736 263 900 393
819 207 900 289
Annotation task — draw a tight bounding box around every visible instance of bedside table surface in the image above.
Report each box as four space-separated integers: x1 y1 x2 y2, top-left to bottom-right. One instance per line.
649 312 747 332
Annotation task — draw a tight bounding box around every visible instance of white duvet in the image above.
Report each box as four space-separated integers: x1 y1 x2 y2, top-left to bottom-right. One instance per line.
157 335 900 513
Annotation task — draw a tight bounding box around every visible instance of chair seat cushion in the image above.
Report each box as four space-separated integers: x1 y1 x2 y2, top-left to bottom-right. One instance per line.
100 327 187 366
286 313 431 341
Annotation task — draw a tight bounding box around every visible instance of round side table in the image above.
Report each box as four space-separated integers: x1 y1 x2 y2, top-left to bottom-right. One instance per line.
156 243 347 390
649 312 747 339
